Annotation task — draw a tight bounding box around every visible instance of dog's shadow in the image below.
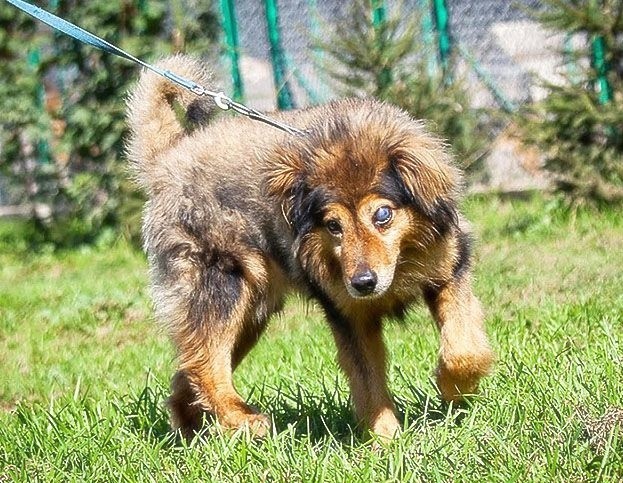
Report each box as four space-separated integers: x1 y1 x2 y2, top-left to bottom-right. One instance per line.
121 380 469 448
242 379 469 444
120 384 175 444
251 379 359 443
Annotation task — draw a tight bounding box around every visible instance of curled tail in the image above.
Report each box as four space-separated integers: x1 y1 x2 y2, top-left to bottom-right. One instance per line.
126 55 214 189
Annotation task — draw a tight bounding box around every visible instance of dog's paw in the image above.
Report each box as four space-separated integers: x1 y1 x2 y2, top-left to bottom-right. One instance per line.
436 348 494 401
370 409 401 440
240 413 272 438
221 411 272 439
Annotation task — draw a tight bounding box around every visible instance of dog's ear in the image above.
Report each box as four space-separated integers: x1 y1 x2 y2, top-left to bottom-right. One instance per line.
265 144 310 233
266 145 331 237
390 135 462 230
265 145 304 200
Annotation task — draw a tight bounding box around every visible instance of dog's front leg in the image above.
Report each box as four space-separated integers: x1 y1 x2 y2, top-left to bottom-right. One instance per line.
424 276 494 402
329 316 400 440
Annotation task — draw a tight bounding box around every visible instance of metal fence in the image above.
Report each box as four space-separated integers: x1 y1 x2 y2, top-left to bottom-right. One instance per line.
217 0 571 113
0 0 591 205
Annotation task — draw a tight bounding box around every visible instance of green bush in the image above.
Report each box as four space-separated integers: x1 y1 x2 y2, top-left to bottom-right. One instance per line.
316 0 490 176
0 1 219 246
518 0 623 204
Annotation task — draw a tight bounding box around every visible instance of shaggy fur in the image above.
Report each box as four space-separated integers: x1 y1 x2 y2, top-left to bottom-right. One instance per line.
127 55 494 440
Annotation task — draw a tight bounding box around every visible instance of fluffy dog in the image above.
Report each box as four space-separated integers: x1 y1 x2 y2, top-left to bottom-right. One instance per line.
126 55 494 440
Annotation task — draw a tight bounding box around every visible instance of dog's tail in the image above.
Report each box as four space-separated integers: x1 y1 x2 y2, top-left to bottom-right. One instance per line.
126 55 214 189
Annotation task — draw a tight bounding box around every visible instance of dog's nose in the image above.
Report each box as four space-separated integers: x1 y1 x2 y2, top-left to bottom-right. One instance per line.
350 269 377 295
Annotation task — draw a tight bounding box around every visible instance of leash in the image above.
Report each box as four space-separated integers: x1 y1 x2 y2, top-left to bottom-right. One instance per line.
5 0 305 136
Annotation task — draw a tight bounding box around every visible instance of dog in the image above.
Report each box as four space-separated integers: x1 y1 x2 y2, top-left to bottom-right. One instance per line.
126 55 494 440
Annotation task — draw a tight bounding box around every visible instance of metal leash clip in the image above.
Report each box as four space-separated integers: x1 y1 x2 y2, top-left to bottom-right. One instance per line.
212 92 231 111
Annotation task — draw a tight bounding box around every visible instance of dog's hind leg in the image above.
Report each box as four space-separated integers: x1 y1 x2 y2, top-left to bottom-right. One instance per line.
158 246 272 438
168 369 205 437
173 324 272 438
424 276 494 402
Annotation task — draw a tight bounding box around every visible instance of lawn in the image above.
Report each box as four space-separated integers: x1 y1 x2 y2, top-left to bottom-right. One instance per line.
0 194 621 482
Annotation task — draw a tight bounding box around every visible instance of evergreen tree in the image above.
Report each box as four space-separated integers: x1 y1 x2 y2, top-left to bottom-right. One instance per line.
316 0 489 175
519 0 623 204
0 1 219 245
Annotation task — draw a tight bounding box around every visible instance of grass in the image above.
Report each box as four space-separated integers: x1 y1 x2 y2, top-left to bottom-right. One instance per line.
0 194 622 482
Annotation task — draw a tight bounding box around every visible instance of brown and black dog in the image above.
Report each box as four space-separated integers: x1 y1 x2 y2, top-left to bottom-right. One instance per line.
126 55 494 440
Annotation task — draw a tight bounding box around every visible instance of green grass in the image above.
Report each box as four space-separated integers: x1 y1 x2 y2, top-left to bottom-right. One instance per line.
0 194 622 482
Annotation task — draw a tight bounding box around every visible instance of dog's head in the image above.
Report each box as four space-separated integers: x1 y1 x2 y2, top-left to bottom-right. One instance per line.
267 100 462 299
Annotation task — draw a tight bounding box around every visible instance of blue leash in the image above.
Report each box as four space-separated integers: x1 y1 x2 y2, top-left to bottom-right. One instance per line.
4 0 304 135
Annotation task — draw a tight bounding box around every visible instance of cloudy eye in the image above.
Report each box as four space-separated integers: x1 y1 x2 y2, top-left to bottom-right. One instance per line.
326 220 342 236
373 206 393 226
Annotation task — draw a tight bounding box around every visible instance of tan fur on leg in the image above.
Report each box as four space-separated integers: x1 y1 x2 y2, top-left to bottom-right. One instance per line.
172 322 271 438
427 277 494 401
158 246 274 439
330 315 401 440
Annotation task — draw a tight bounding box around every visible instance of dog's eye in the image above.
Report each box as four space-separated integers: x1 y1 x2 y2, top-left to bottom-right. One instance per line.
373 206 393 226
326 220 342 236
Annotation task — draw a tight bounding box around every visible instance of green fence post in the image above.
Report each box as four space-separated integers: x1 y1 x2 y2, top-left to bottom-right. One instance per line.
371 0 385 26
264 0 295 110
371 0 391 92
431 0 452 83
220 0 244 101
304 0 328 104
419 0 438 77
591 35 611 105
27 48 50 164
